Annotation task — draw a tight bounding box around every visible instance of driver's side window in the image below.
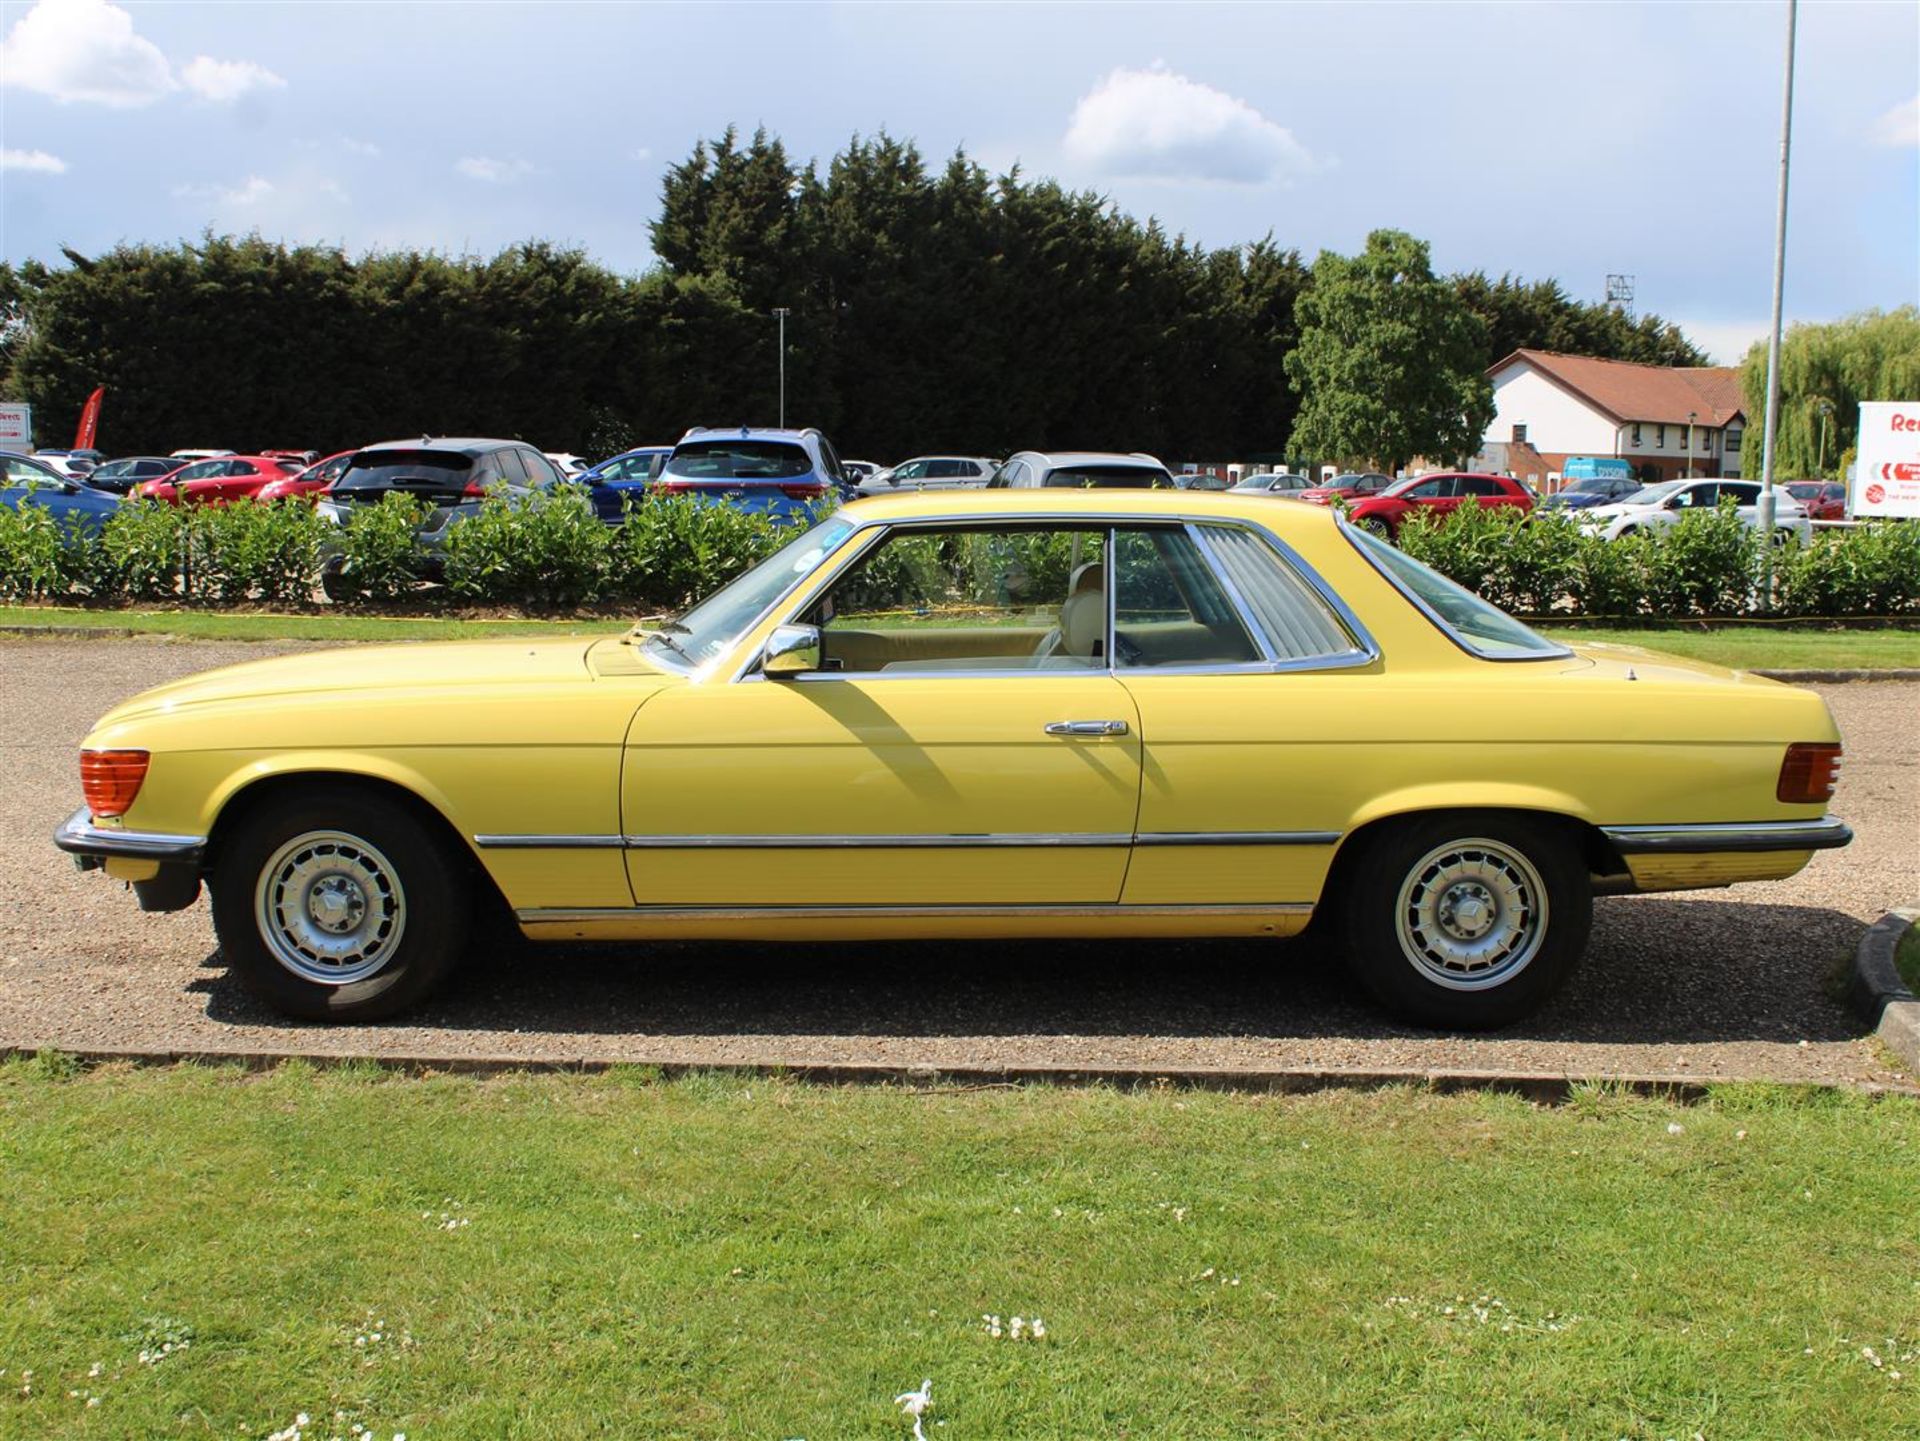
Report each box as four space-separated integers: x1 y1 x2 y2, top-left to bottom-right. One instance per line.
805 526 1107 675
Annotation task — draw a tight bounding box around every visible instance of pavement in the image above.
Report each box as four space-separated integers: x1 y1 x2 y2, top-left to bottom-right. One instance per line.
1 634 1915 1087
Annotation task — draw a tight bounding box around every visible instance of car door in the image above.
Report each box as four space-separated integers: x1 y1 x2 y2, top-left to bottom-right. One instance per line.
1401 475 1459 519
620 523 1142 908
1107 522 1376 910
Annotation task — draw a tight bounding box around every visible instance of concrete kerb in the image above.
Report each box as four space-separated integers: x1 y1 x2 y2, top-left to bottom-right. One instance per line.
1851 906 1920 1073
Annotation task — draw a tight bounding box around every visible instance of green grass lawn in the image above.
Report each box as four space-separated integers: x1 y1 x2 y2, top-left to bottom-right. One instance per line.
2 1060 1916 1440
5 604 1920 669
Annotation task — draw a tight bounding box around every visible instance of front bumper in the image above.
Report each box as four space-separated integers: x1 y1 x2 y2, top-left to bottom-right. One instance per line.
54 807 206 868
1599 817 1853 855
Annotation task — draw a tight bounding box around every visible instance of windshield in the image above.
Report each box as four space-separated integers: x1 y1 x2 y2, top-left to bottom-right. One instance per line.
1345 524 1569 661
666 440 811 481
646 516 856 670
336 450 474 490
1621 481 1683 506
1043 464 1170 488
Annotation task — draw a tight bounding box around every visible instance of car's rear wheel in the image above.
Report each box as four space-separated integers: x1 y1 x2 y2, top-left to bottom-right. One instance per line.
211 790 469 1021
1358 516 1394 541
1336 814 1590 1029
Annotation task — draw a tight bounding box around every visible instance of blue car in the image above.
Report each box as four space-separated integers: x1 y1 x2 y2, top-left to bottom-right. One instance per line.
1540 476 1643 511
2 452 120 536
573 445 671 524
654 426 847 521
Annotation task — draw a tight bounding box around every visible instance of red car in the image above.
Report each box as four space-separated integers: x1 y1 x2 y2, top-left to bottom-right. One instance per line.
1345 471 1535 539
1297 471 1396 505
1784 480 1846 521
256 450 354 504
135 455 303 505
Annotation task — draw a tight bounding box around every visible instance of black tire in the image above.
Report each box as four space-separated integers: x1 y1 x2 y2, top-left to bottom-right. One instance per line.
1359 516 1395 542
211 788 469 1021
1335 813 1590 1030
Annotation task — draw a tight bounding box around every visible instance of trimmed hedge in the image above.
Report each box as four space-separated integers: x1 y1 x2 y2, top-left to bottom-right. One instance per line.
2 484 1916 619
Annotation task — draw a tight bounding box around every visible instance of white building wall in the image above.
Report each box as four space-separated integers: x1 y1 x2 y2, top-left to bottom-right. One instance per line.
1484 364 1620 456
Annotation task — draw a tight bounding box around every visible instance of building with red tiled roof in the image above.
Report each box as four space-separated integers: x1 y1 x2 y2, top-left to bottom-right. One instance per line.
1481 349 1749 486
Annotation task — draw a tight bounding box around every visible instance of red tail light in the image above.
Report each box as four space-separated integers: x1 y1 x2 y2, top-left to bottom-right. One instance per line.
81 749 150 818
462 479 490 497
1777 742 1842 804
779 482 829 501
651 480 691 494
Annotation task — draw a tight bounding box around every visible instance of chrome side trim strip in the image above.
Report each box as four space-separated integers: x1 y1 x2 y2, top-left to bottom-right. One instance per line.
474 834 624 850
53 807 206 863
1600 818 1853 854
619 832 1135 850
476 831 1344 851
519 902 1315 923
1135 831 1341 847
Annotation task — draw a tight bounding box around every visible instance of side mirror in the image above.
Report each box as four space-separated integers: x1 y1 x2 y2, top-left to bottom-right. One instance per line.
762 624 820 678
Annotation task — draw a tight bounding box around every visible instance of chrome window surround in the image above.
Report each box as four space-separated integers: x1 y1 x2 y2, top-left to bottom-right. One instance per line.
474 830 1342 851
1337 517 1572 663
727 511 1381 683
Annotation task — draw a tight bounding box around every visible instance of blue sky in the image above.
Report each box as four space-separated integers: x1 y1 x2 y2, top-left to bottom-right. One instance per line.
3 0 1916 362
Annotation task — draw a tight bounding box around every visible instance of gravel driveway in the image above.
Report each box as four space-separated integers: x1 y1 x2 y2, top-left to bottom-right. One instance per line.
2 635 1914 1085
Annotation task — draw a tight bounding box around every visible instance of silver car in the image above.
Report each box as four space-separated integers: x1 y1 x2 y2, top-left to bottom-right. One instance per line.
986 451 1174 488
858 455 998 494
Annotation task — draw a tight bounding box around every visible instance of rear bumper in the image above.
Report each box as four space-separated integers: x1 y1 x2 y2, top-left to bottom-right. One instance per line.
53 807 206 868
1599 818 1852 855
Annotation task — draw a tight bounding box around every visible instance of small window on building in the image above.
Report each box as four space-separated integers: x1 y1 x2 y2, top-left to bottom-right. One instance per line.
1656 424 1666 448
1511 423 1527 444
1726 426 1743 452
1631 424 1643 447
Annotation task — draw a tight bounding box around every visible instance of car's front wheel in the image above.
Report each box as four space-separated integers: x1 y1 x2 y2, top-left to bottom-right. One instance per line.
1336 814 1590 1029
211 789 470 1021
1358 516 1394 541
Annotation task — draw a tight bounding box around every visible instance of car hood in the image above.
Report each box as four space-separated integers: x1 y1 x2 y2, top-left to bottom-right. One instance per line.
1578 502 1653 522
96 636 658 725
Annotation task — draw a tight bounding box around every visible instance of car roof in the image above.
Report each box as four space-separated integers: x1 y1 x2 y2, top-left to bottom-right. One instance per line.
839 486 1339 533
1012 450 1168 469
355 437 527 456
679 426 820 444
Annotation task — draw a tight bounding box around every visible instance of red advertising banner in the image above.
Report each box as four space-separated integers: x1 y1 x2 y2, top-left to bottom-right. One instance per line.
74 386 104 450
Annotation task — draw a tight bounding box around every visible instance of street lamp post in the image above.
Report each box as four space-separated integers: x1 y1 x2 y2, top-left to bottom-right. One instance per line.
1759 0 1798 605
772 308 791 428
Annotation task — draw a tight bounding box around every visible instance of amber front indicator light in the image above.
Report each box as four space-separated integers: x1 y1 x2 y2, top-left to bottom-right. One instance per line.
80 749 150 818
1777 742 1841 804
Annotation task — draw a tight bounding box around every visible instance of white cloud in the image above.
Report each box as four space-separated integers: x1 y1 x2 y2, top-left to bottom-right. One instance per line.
173 175 276 207
0 0 283 109
341 137 381 158
1063 63 1316 184
180 54 286 104
2 148 69 173
1870 94 1918 147
0 0 176 107
455 156 534 184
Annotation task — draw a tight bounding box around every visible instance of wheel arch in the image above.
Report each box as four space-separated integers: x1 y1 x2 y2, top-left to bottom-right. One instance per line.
1326 797 1630 900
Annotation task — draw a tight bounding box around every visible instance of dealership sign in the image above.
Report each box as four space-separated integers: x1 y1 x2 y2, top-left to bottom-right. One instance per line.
1853 401 1920 518
0 402 30 451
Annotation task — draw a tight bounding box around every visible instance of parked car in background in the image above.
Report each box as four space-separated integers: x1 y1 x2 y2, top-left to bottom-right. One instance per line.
175 455 308 506
1539 475 1641 510
1346 472 1534 539
841 460 883 487
134 456 287 505
651 426 845 520
986 451 1174 488
1232 472 1313 496
317 438 569 586
1784 481 1846 521
574 445 672 524
32 449 101 477
857 456 997 494
2 452 119 536
261 449 321 467
58 488 1851 1030
85 457 183 494
1578 479 1811 543
1297 473 1395 505
257 450 355 504
545 452 593 478
1172 472 1232 491
168 449 235 461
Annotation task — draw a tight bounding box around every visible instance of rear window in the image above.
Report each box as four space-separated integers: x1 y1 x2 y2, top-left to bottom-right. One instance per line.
1043 464 1170 488
336 451 474 490
666 441 811 481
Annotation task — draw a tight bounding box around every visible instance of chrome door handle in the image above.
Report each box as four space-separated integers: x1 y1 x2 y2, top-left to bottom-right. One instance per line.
1044 720 1129 737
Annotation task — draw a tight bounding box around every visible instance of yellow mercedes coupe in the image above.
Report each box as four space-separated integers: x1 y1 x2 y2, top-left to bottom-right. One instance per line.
56 490 1850 1029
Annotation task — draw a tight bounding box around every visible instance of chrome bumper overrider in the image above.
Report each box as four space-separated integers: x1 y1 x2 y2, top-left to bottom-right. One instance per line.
53 807 207 869
1599 818 1852 855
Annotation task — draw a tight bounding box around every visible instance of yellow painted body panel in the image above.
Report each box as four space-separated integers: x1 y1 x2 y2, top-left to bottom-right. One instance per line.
68 492 1845 939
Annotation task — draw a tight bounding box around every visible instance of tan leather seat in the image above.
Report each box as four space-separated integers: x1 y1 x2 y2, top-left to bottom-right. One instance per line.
1057 561 1105 658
